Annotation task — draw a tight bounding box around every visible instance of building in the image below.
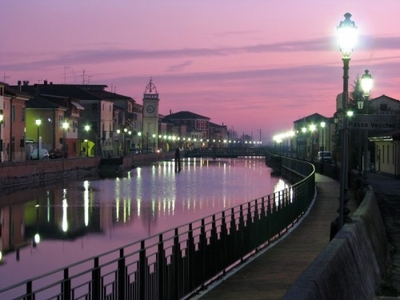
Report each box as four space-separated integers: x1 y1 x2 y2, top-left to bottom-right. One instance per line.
142 78 160 152
292 113 332 161
2 84 30 161
162 111 211 150
367 95 400 177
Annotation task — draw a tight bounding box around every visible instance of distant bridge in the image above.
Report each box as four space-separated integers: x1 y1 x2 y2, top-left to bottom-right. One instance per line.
184 147 268 158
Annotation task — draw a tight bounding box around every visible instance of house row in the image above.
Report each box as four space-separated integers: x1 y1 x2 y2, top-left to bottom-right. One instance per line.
287 94 400 177
0 79 228 161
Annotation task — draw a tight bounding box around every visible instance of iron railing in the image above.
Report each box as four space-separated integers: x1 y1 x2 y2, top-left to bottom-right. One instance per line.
0 157 315 300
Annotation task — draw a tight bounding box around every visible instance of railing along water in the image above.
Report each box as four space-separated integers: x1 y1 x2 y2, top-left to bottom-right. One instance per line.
0 157 315 300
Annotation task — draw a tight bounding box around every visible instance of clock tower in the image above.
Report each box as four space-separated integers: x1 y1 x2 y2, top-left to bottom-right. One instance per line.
142 78 159 152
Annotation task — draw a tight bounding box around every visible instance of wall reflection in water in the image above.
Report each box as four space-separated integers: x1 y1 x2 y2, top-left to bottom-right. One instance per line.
0 157 287 275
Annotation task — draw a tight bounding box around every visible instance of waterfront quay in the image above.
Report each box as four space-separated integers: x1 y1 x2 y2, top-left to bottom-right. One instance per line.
1 154 398 299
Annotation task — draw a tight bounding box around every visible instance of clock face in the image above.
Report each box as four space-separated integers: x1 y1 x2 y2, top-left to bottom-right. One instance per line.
146 105 155 114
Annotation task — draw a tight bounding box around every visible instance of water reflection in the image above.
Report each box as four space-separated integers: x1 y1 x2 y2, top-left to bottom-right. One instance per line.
0 157 288 288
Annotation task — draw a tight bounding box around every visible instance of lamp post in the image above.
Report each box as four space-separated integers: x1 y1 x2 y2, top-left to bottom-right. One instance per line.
138 132 142 153
0 111 3 162
62 121 69 158
331 13 357 239
320 121 326 152
360 69 373 184
36 119 42 159
309 124 316 162
123 128 127 155
319 121 326 173
84 125 90 157
116 129 121 156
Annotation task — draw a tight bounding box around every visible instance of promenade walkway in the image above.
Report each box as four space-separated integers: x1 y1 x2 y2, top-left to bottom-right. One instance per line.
193 173 359 300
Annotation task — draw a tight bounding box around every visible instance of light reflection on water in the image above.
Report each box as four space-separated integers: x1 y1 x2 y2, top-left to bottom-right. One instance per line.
0 157 289 289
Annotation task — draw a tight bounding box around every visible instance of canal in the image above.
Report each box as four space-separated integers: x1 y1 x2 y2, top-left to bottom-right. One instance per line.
0 156 288 289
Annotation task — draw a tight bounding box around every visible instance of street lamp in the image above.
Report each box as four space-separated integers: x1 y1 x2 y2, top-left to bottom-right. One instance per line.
0 110 3 162
62 121 69 158
36 119 42 159
360 69 373 184
331 13 357 239
84 125 90 157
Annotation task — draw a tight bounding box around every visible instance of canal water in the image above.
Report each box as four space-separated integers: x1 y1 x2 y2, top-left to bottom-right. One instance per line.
0 156 288 289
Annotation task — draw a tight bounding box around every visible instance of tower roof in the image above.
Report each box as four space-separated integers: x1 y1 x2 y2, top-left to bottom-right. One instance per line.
144 78 158 95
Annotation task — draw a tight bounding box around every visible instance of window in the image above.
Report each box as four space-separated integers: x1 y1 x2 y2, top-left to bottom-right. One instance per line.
22 108 25 122
387 145 390 164
11 106 15 122
382 145 385 163
380 104 388 111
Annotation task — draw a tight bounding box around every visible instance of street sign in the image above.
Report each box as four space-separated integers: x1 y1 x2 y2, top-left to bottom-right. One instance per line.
348 115 397 131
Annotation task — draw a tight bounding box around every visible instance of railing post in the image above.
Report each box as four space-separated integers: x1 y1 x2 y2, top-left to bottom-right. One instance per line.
26 281 33 300
239 205 245 259
173 228 180 299
198 219 205 288
157 234 165 300
187 224 195 291
139 241 146 300
118 248 126 300
91 257 100 300
62 268 71 300
220 211 227 273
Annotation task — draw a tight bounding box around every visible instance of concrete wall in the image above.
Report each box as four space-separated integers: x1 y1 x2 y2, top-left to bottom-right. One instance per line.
283 188 387 299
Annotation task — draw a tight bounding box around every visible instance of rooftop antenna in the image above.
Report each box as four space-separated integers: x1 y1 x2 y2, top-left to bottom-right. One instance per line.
82 70 85 85
3 72 10 83
64 66 70 84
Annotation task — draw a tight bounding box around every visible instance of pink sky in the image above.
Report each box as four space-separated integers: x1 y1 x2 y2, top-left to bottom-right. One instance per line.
1 1 400 141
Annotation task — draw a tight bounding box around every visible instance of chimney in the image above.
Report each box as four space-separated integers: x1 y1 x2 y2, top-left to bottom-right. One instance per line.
18 81 21 91
44 80 48 85
23 80 29 86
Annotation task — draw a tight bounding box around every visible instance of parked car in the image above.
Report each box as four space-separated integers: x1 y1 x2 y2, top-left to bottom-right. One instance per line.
49 149 65 159
30 149 50 160
317 151 333 164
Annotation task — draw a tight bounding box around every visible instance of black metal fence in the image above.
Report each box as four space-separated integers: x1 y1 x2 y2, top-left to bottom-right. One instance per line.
0 157 315 300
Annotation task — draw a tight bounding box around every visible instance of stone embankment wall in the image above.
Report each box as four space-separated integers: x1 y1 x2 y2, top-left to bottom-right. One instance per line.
0 157 101 190
0 152 175 190
284 188 387 299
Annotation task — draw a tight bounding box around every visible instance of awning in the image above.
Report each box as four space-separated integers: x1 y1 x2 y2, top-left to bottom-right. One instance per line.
71 101 85 110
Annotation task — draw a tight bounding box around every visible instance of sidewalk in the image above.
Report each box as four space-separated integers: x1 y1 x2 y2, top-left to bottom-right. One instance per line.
195 173 355 299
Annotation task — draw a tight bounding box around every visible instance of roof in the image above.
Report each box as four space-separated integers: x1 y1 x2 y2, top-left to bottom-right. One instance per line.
26 96 64 109
88 89 133 101
209 122 227 128
370 94 400 103
11 84 104 101
4 85 31 99
293 113 328 124
163 111 210 121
